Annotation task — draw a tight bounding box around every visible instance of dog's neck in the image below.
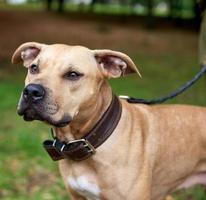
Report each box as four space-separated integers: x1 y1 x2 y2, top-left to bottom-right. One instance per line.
54 82 113 141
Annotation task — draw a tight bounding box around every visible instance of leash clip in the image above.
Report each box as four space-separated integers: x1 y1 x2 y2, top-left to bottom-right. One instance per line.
119 95 129 100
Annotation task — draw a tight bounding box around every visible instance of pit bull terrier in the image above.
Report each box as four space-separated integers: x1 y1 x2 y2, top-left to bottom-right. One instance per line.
12 42 206 200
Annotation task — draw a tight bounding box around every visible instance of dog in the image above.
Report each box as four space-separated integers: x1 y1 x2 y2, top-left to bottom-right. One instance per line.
12 42 206 200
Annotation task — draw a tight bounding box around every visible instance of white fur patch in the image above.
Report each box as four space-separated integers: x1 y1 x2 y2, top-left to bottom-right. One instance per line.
177 173 206 189
68 176 100 200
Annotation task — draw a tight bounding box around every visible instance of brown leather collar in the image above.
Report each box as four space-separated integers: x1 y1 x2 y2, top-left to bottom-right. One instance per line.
43 94 122 161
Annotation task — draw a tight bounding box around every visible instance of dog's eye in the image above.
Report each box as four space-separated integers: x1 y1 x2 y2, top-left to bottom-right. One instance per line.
64 71 83 81
29 64 39 74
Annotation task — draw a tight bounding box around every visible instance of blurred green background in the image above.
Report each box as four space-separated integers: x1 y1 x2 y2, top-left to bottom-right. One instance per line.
0 0 206 199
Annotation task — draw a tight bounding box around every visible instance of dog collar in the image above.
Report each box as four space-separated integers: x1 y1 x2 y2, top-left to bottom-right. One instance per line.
43 94 122 161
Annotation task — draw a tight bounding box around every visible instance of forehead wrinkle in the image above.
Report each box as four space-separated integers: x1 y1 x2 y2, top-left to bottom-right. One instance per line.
38 45 98 75
66 50 98 74
38 51 69 71
40 45 72 61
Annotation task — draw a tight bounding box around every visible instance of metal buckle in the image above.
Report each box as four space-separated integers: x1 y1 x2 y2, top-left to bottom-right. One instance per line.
53 139 66 152
52 139 57 147
67 139 96 154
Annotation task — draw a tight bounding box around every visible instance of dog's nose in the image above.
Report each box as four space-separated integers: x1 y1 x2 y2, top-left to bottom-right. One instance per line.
23 84 45 102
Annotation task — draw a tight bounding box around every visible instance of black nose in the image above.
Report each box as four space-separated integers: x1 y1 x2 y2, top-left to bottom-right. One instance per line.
23 84 45 102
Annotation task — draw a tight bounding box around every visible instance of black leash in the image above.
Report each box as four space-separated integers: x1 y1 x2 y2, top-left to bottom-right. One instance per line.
124 65 206 105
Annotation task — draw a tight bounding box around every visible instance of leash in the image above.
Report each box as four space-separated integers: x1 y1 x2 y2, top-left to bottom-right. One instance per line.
121 65 206 105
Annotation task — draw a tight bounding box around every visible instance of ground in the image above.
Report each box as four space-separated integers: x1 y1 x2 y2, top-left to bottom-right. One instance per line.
0 9 205 200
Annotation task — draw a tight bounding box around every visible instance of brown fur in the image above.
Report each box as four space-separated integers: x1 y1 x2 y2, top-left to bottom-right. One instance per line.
12 42 206 200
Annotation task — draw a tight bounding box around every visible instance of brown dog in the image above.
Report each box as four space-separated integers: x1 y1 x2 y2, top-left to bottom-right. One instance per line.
12 42 206 200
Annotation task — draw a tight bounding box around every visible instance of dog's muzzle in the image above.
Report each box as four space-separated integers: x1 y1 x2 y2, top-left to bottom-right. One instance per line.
17 84 71 127
17 83 45 120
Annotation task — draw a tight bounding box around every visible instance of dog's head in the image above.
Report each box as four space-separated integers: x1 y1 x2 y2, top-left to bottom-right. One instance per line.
12 42 141 127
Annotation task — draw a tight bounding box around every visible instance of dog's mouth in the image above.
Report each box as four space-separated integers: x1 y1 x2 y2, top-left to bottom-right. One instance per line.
22 109 41 121
18 103 71 128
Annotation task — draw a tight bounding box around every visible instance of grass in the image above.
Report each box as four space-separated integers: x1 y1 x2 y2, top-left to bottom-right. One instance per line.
0 1 195 19
0 52 206 200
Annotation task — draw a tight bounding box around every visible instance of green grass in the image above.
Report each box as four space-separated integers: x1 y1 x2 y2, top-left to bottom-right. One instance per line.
0 50 206 199
0 1 195 19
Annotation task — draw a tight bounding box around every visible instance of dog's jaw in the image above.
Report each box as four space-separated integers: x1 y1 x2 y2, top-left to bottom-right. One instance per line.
17 94 72 127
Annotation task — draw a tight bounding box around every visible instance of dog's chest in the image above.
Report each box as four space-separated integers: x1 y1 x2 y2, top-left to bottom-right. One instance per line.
67 175 100 200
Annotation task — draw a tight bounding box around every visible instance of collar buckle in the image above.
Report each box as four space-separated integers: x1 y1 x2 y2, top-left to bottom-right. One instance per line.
67 139 96 154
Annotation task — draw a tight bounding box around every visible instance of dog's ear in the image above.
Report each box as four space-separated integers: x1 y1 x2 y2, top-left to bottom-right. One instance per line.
93 49 141 78
12 42 45 67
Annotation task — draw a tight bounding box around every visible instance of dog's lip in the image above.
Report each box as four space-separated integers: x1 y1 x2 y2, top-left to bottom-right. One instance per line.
23 114 36 121
53 120 71 127
50 115 72 127
19 108 72 127
21 113 71 127
21 109 41 121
